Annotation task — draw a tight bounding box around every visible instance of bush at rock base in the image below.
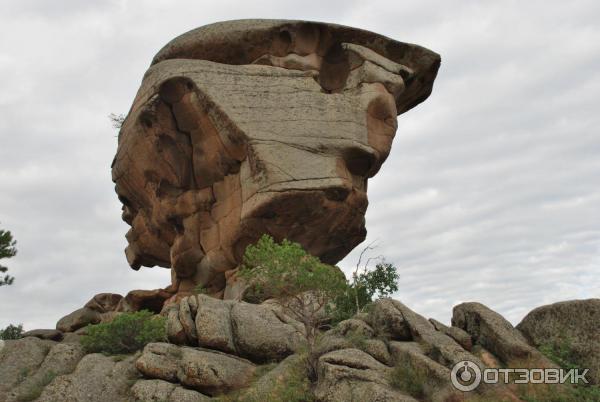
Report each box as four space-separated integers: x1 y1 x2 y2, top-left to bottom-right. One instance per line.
239 235 347 348
81 310 165 354
0 323 23 339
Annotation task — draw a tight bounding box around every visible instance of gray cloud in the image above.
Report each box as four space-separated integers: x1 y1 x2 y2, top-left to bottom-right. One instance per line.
0 0 598 329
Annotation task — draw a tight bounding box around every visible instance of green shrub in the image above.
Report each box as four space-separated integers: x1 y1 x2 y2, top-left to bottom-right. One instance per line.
81 310 165 354
0 323 23 339
329 260 399 324
239 235 347 344
0 225 17 287
239 235 348 378
389 360 426 399
193 284 207 294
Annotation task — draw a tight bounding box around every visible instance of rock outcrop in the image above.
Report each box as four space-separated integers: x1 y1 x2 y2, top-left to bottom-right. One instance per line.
56 307 101 333
517 298 600 384
3 297 599 401
135 342 256 396
452 302 552 366
111 19 440 296
165 294 306 362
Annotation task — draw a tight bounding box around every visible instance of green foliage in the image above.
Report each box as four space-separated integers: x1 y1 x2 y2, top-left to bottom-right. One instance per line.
239 234 347 332
81 310 165 354
330 259 399 324
0 225 17 286
539 337 580 371
0 323 23 339
193 284 207 294
389 360 426 399
239 234 347 303
239 235 348 378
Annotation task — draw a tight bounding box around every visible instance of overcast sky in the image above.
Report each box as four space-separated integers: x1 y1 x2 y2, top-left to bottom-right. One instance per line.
1 0 598 330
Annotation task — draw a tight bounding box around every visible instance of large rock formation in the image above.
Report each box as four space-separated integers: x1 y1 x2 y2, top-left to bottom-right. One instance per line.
111 19 440 296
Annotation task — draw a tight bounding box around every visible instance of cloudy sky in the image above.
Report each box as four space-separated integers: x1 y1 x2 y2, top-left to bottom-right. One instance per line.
1 0 598 330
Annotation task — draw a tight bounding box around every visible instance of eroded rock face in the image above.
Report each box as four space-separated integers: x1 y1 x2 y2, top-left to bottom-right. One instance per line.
112 19 440 294
135 342 256 396
452 302 551 366
165 294 306 362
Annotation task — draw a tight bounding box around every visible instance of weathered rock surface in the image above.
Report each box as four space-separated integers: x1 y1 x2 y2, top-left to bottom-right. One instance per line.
517 298 600 383
230 301 305 362
135 342 256 396
315 348 417 402
381 299 483 369
21 328 64 341
0 337 55 400
131 379 210 401
56 307 101 332
194 294 236 353
429 318 473 351
452 302 549 365
117 288 174 313
84 293 123 313
388 341 458 402
37 353 140 402
3 296 597 401
112 19 440 296
166 294 305 362
315 318 393 365
366 298 412 340
5 342 85 402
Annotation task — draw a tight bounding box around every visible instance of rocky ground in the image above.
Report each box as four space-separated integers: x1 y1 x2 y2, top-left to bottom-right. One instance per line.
1 296 598 402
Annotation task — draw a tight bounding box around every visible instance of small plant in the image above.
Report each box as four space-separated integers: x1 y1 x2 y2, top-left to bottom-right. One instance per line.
538 337 580 371
1 323 23 339
193 284 207 294
18 367 30 382
108 113 126 129
81 310 166 354
389 360 426 399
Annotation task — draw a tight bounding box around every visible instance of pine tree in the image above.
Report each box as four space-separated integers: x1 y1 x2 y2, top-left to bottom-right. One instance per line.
0 225 17 286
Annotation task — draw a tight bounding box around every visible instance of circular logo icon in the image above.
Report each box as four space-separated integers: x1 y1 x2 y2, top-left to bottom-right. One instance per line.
451 360 482 392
